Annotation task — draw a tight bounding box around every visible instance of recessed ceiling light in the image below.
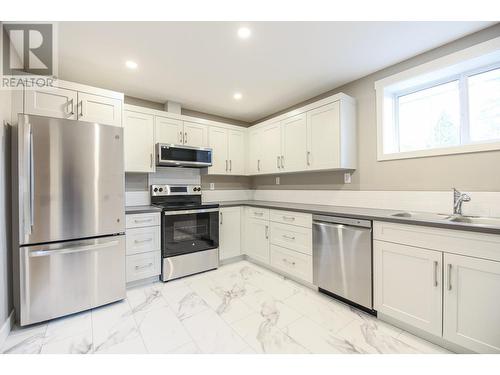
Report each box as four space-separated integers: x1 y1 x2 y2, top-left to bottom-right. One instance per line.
237 27 251 39
125 60 138 70
233 92 243 100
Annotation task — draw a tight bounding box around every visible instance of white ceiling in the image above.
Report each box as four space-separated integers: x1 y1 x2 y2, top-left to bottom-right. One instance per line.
58 22 493 122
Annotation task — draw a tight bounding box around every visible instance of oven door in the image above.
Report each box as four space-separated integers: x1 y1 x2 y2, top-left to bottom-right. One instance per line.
157 143 212 167
162 208 219 257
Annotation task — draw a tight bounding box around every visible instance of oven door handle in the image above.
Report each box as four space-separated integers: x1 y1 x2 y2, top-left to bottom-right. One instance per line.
164 208 219 215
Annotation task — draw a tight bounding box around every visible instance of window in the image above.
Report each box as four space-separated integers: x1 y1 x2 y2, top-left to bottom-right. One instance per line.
375 36 500 160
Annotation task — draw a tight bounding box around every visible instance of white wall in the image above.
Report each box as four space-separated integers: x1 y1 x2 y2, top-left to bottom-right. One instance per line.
0 89 12 328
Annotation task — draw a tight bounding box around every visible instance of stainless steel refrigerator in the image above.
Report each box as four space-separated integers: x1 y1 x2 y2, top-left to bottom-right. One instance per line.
12 114 126 326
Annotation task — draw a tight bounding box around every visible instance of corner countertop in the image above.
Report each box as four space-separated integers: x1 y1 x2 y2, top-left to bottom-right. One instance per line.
125 205 163 215
206 200 500 235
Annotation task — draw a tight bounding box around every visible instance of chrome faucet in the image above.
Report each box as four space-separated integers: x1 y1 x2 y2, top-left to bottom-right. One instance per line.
453 188 471 216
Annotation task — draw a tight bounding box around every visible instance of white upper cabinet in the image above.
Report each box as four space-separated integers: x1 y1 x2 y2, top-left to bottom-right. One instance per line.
183 121 208 147
281 113 308 172
24 86 78 120
374 240 443 336
260 121 282 174
207 127 246 175
23 80 123 127
208 127 229 174
155 116 184 145
228 129 245 174
443 253 500 353
77 92 122 127
124 110 155 173
247 94 356 175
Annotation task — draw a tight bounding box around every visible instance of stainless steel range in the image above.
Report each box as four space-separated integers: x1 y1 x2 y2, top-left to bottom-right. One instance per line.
151 184 219 281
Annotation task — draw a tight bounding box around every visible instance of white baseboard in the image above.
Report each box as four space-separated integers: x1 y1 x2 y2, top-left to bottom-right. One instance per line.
0 310 15 348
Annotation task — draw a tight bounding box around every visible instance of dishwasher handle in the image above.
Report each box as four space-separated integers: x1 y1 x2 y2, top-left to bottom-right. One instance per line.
313 214 371 229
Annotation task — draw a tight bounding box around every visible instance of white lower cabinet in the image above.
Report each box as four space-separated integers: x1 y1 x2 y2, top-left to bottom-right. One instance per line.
125 212 161 284
443 253 500 353
219 207 241 260
245 217 270 264
374 240 442 336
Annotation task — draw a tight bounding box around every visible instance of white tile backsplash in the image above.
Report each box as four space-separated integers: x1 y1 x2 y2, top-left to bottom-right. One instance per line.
202 189 253 202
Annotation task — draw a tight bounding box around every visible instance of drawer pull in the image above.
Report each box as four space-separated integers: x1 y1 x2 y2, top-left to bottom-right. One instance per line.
282 216 295 221
135 263 153 270
134 238 153 244
134 218 153 223
282 234 296 240
254 212 264 216
282 258 296 266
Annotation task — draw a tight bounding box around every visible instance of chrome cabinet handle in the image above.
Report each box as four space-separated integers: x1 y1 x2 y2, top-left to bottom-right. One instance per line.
79 101 84 117
229 160 232 172
257 159 260 171
179 131 183 143
225 160 228 171
29 240 119 257
150 153 153 168
135 263 153 270
282 258 296 266
254 212 264 216
184 132 188 144
67 99 74 116
134 238 152 244
306 151 311 166
282 234 295 240
265 225 269 239
447 264 452 291
277 156 280 169
282 216 295 221
433 261 438 287
220 212 223 225
281 155 284 169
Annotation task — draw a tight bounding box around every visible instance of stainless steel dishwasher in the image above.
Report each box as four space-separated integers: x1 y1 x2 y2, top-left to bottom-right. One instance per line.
312 215 374 313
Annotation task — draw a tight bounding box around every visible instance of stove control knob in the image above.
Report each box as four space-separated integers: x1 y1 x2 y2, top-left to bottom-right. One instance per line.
159 187 164 192
153 187 158 193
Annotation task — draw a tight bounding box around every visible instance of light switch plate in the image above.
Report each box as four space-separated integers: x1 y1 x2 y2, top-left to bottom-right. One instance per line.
344 172 352 184
275 177 280 185
210 183 215 190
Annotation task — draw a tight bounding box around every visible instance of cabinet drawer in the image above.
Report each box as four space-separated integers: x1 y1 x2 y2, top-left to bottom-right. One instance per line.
270 222 312 255
126 213 160 229
126 251 161 283
270 209 312 228
270 245 313 283
126 226 160 255
246 207 270 221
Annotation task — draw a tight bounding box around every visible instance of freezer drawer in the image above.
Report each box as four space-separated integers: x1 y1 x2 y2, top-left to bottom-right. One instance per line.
18 235 125 326
313 215 373 310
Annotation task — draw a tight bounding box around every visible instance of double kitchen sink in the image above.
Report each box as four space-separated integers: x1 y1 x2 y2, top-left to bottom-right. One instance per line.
391 212 500 227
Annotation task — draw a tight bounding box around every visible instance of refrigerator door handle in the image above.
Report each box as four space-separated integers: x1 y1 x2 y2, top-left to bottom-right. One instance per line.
29 127 34 230
28 240 119 257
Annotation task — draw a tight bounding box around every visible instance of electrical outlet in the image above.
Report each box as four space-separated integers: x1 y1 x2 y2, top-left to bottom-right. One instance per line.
275 177 280 185
209 183 215 190
344 172 352 184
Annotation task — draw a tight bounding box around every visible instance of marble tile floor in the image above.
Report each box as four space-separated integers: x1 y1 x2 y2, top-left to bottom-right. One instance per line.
1 260 451 354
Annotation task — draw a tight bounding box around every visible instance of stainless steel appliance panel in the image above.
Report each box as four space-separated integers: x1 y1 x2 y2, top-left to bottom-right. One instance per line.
19 235 125 325
17 114 125 245
156 143 212 167
313 215 373 309
162 248 218 281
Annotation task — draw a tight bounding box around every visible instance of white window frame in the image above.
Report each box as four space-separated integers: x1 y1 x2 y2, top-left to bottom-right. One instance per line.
375 36 500 161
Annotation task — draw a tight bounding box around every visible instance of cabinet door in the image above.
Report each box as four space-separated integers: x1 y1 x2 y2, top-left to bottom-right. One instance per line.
307 102 340 170
24 86 77 120
155 116 183 145
183 121 208 147
219 207 241 260
374 240 443 336
248 128 262 174
228 129 246 175
245 218 270 264
444 253 500 353
77 92 122 127
208 127 229 174
260 121 282 174
281 113 308 172
124 110 155 172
